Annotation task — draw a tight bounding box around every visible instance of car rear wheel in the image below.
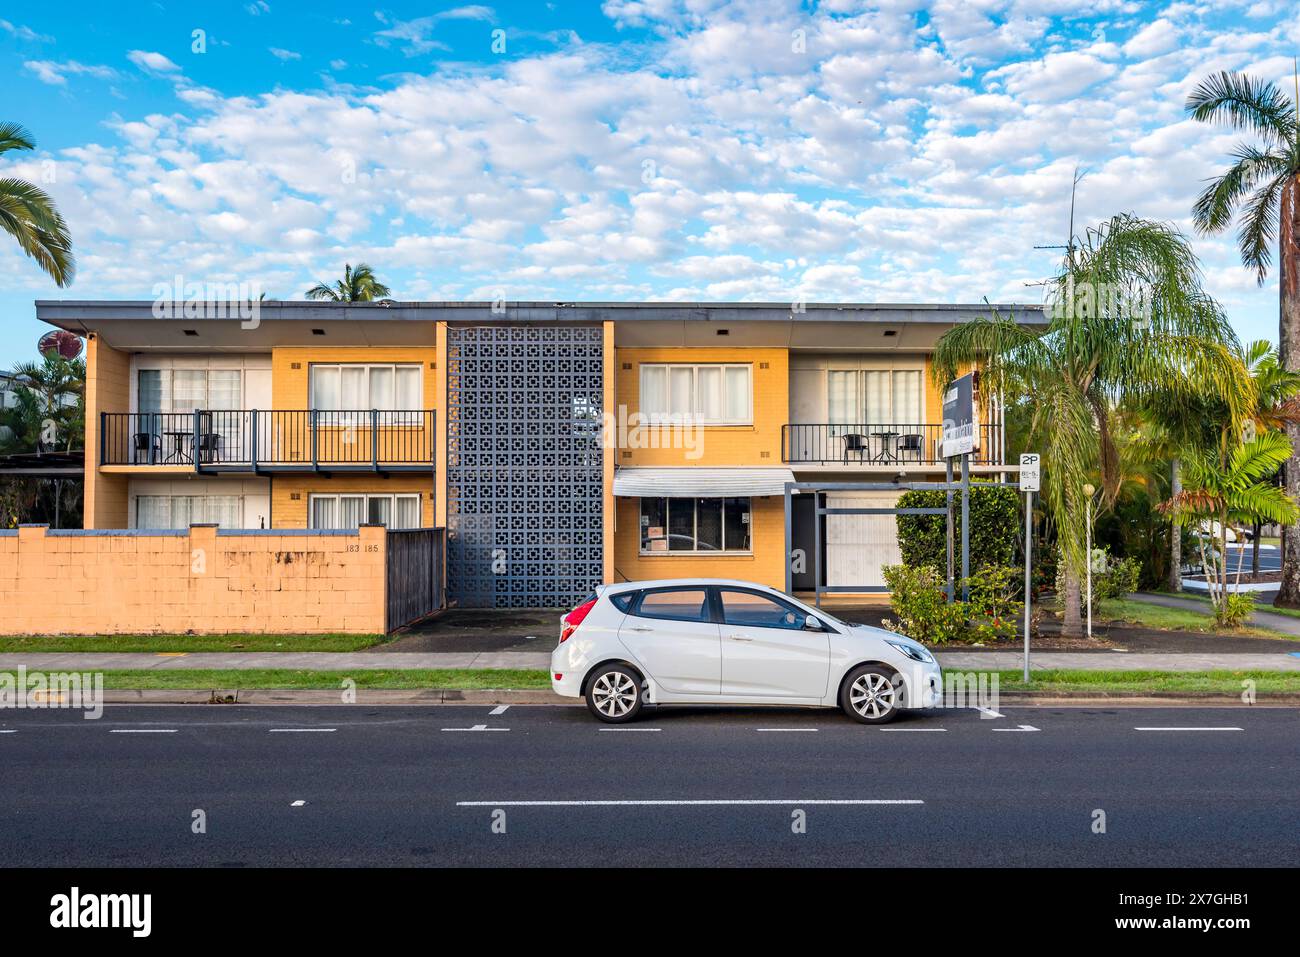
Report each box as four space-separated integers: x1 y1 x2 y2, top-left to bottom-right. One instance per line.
840 665 901 724
585 665 644 723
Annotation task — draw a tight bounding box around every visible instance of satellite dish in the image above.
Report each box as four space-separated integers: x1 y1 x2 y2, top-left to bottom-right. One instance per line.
38 330 83 360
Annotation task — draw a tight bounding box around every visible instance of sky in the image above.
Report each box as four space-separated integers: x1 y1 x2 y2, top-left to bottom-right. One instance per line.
1 0 1297 361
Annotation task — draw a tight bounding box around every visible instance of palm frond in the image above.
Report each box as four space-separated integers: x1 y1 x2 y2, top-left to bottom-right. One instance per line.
1185 71 1297 143
0 122 35 156
1235 171 1287 283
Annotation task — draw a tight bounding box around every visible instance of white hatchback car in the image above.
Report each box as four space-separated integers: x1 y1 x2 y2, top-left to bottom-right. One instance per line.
551 579 942 724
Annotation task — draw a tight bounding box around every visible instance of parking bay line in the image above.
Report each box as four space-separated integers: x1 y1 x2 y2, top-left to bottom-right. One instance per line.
599 727 661 732
109 729 177 734
269 728 337 733
441 725 510 732
877 727 947 732
756 728 818 732
456 799 924 807
1134 726 1243 732
489 705 510 716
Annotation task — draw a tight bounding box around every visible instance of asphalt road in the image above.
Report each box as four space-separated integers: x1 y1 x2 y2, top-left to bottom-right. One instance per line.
1 704 1296 867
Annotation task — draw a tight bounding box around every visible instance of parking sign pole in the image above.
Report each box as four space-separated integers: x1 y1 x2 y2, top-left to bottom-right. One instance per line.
1024 488 1032 683
1019 454 1040 684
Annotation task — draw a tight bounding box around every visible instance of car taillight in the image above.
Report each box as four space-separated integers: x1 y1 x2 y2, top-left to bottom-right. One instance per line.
560 597 597 643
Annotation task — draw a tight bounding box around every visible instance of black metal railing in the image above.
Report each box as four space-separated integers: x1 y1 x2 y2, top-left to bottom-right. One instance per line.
781 423 1003 465
101 410 436 471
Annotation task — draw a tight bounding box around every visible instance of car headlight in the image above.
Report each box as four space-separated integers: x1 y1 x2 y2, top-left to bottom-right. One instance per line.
886 639 935 664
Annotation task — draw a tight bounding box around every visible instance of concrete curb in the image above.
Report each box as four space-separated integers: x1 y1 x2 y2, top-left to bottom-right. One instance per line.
94 689 1300 707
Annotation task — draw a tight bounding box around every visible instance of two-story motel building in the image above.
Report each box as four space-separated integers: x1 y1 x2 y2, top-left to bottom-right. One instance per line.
35 300 1039 609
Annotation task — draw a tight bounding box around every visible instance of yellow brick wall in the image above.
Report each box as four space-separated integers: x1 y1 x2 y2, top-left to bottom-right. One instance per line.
0 524 387 635
614 347 788 466
271 474 435 529
84 336 130 529
612 495 786 589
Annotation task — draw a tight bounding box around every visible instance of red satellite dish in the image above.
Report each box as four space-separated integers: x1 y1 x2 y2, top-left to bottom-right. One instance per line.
37 330 83 360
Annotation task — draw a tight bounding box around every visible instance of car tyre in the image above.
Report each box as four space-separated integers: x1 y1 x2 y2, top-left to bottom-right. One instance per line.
585 664 644 723
840 665 902 724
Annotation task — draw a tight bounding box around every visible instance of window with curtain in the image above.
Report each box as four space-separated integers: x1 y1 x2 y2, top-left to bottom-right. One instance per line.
639 364 751 424
308 493 422 529
639 497 751 553
138 369 243 413
310 364 423 412
826 368 924 426
134 495 243 528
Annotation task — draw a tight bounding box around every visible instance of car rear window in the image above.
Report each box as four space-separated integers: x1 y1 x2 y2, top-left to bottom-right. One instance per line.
634 588 711 622
609 591 635 612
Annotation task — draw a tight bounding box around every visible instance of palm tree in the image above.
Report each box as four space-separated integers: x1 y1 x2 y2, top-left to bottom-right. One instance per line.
1161 430 1298 622
304 263 390 302
0 122 74 286
933 214 1248 637
1185 68 1300 607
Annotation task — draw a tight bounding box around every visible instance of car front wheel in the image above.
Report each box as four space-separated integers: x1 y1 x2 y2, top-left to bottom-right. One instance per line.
840 665 901 724
585 665 644 723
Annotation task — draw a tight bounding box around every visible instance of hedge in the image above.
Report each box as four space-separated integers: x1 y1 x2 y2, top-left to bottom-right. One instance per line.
895 484 1020 572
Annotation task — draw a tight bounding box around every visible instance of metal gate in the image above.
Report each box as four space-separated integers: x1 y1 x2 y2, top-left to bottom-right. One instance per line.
385 528 445 631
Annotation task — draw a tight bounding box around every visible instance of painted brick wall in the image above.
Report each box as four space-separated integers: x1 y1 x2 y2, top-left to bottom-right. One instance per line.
0 524 387 635
84 336 131 529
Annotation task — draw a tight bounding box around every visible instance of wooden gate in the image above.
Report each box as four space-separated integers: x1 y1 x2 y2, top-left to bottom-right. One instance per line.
385 528 445 632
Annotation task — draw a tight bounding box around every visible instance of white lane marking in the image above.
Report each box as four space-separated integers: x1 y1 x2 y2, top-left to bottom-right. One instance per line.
269 728 336 733
109 729 177 734
456 799 924 807
598 727 661 732
0 730 16 734
992 725 1040 732
489 705 510 716
1134 727 1243 732
756 728 818 732
878 727 947 732
973 707 1004 719
290 800 306 807
441 724 509 732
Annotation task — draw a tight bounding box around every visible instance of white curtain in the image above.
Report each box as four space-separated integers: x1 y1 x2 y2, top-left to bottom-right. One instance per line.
311 367 340 409
697 367 722 420
863 371 890 423
368 366 393 408
724 366 749 422
310 496 337 529
828 371 857 425
172 370 207 412
394 495 420 528
669 367 693 417
641 366 666 417
367 496 392 526
395 366 421 412
892 370 922 424
338 495 365 528
135 496 170 529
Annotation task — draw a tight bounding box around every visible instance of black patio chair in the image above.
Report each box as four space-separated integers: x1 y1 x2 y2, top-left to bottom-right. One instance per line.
898 433 924 461
197 432 221 464
132 431 160 464
842 432 868 463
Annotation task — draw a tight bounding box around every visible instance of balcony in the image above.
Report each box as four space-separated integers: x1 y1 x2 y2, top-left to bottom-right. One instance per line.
100 410 436 473
781 423 1004 467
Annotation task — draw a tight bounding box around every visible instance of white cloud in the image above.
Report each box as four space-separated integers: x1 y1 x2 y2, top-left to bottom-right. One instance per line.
24 60 118 86
269 48 302 62
372 6 496 56
127 50 182 74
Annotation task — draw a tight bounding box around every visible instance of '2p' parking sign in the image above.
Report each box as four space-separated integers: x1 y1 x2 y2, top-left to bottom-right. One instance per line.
1019 453 1040 492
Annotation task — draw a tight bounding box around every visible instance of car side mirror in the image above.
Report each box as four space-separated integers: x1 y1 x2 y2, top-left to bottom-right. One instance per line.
804 615 823 631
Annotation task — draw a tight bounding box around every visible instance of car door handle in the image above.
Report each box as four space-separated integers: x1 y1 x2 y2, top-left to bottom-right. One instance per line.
627 626 654 633
726 634 753 641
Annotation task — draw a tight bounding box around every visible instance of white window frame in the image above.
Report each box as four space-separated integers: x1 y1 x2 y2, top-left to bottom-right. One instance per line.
826 366 925 426
638 497 752 555
136 368 245 413
640 363 753 425
307 493 423 529
309 364 423 411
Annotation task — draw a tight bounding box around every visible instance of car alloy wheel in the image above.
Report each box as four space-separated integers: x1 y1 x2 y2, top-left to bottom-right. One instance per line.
587 667 642 722
841 666 900 724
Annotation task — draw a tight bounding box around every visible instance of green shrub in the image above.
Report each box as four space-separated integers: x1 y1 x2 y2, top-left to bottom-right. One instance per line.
881 564 968 645
1216 591 1256 628
896 484 1020 573
964 564 1023 642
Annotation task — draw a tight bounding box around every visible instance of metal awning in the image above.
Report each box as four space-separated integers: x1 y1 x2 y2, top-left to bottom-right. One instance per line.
613 467 796 497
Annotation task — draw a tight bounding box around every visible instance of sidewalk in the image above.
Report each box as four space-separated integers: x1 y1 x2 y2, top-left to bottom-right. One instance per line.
1 650 1298 672
1130 591 1300 638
